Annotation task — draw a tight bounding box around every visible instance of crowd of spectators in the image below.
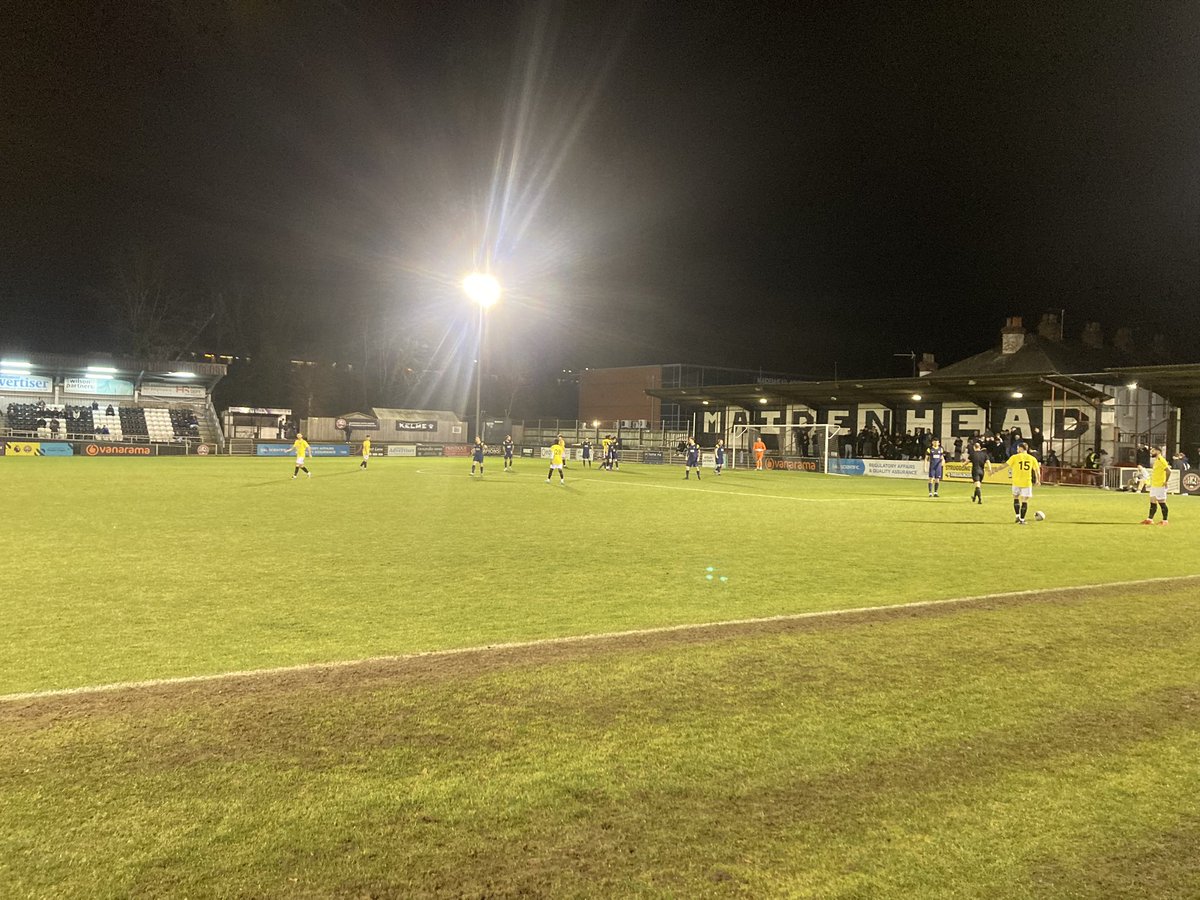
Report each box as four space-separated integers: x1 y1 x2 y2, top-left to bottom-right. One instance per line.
844 425 1050 463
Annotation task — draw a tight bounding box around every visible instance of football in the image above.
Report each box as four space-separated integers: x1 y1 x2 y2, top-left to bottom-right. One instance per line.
1034 510 1046 521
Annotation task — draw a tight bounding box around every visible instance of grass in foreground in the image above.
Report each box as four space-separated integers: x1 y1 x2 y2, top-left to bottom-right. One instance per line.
2 457 1196 694
3 582 1199 898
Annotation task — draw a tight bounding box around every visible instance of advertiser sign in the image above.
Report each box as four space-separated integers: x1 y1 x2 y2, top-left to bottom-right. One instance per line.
643 450 665 464
83 443 150 456
829 458 927 479
387 444 417 457
4 442 74 456
256 443 350 457
443 444 472 457
341 417 379 430
766 457 819 471
0 373 52 393
141 382 206 399
1181 470 1200 496
415 445 444 457
395 420 438 432
943 461 1016 484
63 377 135 396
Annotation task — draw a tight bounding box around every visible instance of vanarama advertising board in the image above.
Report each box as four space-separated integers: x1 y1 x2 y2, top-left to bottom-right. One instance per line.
83 444 151 456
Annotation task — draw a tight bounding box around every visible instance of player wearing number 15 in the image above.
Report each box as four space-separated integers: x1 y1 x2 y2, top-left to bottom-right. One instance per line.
1002 441 1040 525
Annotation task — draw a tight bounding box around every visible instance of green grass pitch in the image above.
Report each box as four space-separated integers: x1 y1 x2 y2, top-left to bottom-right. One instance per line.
2 456 1198 897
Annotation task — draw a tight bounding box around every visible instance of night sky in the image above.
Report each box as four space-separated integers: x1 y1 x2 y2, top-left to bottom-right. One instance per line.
5 2 1199 381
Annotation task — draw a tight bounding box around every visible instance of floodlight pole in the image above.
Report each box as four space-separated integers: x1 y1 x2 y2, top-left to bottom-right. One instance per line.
474 302 485 443
463 273 500 444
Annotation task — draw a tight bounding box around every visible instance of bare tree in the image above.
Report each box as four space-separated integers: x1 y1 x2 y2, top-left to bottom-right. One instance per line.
103 244 212 359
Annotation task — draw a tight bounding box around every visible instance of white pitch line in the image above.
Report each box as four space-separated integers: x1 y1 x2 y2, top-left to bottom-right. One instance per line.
4 573 1199 704
587 477 838 502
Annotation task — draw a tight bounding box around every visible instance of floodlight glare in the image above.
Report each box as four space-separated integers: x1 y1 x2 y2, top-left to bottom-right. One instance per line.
87 365 119 374
758 397 768 404
0 359 32 369
462 273 501 308
167 371 196 378
1126 381 1138 390
911 393 922 401
1011 391 1023 399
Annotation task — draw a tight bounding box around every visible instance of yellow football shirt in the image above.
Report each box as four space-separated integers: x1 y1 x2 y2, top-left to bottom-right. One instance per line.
293 438 310 457
1151 455 1171 488
551 442 565 465
1005 452 1040 488
362 438 371 457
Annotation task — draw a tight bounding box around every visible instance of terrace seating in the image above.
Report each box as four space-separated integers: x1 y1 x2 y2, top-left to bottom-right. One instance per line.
91 405 123 441
143 407 176 442
118 406 148 438
170 408 201 438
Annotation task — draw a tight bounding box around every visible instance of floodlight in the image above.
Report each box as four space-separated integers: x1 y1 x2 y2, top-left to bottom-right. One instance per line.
87 365 119 374
1011 391 1023 399
462 273 501 308
0 359 32 369
758 397 768 405
911 394 922 401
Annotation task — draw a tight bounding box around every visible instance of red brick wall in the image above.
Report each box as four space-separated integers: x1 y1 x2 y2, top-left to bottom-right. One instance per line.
579 367 662 426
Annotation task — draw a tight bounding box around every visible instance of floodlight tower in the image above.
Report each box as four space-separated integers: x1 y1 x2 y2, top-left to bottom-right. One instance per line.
462 273 501 443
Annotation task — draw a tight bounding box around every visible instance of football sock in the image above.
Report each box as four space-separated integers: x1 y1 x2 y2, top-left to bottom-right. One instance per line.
1019 502 1028 520
1013 498 1020 515
1149 502 1156 519
1161 503 1168 520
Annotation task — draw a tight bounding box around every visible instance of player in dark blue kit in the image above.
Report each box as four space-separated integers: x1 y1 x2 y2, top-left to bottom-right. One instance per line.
714 439 725 475
502 435 514 472
684 438 702 480
470 437 486 477
581 438 592 467
925 438 945 497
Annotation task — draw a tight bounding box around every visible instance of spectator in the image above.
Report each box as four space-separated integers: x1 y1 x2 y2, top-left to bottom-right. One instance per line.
1045 448 1060 468
105 404 115 416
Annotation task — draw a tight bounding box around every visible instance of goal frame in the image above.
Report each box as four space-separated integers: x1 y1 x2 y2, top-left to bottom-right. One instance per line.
727 422 843 473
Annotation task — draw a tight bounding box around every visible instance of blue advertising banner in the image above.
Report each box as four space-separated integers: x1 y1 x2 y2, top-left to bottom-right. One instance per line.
0 373 52 393
256 443 351 457
63 377 135 396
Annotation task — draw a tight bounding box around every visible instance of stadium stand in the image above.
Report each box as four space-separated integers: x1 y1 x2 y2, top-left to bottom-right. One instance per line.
118 406 148 439
143 407 175 442
91 406 123 440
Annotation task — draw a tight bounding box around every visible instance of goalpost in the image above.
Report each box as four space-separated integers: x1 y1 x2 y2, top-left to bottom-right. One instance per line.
727 423 843 473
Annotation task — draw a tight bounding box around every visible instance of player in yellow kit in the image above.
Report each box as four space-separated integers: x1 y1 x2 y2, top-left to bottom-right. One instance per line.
546 434 566 485
291 433 312 479
1141 446 1171 525
359 436 371 470
999 441 1040 524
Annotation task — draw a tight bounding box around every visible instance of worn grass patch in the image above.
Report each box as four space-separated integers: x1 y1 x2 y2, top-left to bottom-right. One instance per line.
3 582 1200 898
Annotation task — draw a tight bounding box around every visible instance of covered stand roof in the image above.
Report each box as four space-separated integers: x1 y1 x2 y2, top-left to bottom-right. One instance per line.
647 336 1200 411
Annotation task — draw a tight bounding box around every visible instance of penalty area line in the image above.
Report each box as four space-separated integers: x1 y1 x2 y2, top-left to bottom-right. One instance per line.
4 573 1200 704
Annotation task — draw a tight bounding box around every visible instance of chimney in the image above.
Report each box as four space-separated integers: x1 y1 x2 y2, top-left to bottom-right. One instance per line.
1001 316 1026 355
917 352 938 376
1037 312 1063 342
1081 322 1104 350
1112 326 1134 354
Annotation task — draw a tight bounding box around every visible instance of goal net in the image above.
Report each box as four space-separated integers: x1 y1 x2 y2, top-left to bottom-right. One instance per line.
727 423 843 473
